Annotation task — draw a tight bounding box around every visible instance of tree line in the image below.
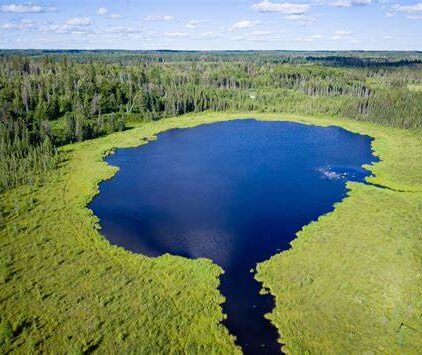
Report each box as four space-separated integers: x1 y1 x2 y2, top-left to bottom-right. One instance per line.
0 51 421 191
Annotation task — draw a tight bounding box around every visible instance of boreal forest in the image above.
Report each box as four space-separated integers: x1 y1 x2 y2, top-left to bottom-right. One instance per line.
1 51 421 192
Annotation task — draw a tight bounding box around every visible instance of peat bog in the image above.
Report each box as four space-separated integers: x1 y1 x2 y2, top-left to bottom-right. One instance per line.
90 119 377 354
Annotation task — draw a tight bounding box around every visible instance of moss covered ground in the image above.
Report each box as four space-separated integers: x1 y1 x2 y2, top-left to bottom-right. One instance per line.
1 112 421 353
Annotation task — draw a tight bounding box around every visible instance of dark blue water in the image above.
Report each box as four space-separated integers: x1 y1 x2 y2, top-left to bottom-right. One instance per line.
90 120 376 354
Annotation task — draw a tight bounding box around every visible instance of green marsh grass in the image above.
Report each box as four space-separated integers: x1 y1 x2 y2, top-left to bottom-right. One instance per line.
1 112 421 353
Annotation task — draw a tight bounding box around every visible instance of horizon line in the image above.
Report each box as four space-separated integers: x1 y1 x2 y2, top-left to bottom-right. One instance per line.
1 48 421 53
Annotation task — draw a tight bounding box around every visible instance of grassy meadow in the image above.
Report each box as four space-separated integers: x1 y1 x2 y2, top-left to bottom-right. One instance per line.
1 111 421 353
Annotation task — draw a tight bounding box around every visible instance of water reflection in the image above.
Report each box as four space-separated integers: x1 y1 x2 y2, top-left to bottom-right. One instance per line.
90 119 377 354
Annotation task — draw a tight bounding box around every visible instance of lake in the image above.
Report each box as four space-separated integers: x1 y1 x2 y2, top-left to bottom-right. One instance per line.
90 119 377 354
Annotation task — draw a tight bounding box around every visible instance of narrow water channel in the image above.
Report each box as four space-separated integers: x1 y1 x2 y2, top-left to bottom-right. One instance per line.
89 119 377 354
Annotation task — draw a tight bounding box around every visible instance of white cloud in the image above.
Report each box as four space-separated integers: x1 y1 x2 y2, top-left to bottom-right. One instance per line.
104 26 138 34
164 32 189 37
1 3 55 13
186 20 200 29
144 15 174 22
97 7 122 19
293 34 323 42
284 14 316 25
71 31 87 36
353 0 372 5
42 17 94 34
230 35 246 41
97 7 108 16
65 17 92 26
250 30 273 36
294 37 314 42
285 14 305 19
329 0 350 6
199 31 220 39
246 30 278 42
329 0 371 7
38 23 60 33
1 18 36 30
335 30 351 35
386 3 422 19
392 2 422 13
0 18 90 35
230 20 259 30
252 1 310 15
331 29 352 39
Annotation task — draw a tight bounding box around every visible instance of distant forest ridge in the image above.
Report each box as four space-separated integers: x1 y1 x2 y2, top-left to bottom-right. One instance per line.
1 49 422 67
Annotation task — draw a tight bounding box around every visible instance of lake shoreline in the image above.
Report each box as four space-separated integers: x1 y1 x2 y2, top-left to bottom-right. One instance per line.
89 119 377 353
1 112 421 353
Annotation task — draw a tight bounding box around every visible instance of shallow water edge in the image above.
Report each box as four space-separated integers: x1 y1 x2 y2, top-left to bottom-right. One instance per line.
90 119 380 352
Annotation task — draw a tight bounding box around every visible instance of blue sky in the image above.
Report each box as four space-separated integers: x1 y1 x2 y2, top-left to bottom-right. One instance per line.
0 0 421 50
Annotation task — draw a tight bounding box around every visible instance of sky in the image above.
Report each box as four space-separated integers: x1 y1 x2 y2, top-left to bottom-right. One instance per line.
0 0 421 50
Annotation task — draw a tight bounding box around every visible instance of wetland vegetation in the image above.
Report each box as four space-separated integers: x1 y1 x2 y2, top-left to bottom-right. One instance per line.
1 51 422 353
89 119 377 353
